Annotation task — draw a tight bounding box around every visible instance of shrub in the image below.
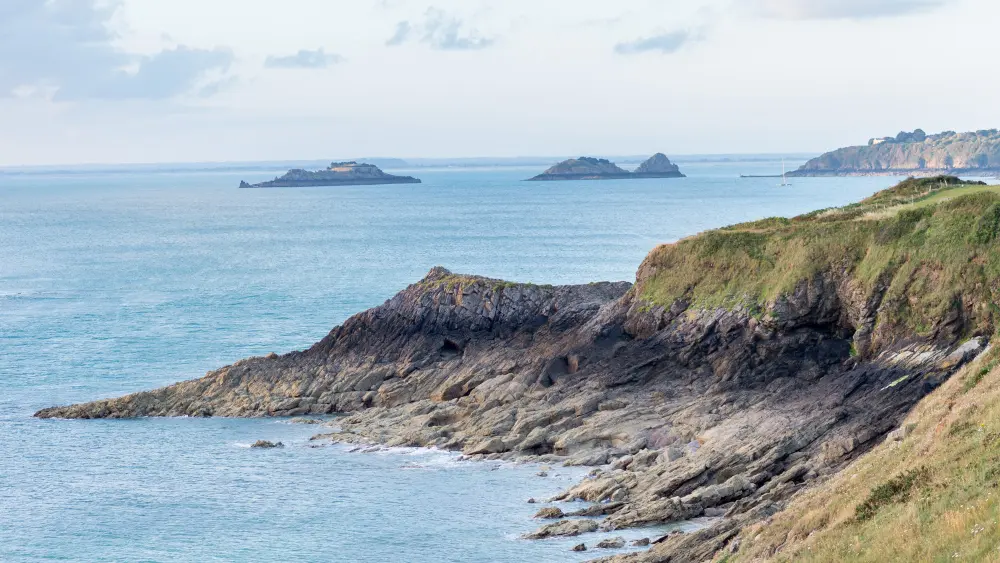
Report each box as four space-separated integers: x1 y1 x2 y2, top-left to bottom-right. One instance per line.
855 467 930 522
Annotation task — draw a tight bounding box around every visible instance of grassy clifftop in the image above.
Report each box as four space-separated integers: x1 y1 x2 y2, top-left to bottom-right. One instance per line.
633 177 1000 347
724 344 1000 562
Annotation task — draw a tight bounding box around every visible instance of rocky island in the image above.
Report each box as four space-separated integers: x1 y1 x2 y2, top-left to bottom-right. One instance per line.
526 153 685 181
37 176 1000 562
239 161 421 188
789 128 1000 177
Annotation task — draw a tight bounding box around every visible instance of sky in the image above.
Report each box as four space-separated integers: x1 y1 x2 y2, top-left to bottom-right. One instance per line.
0 0 997 165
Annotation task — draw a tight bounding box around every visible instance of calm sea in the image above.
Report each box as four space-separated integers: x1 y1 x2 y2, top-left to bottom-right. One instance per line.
0 159 893 562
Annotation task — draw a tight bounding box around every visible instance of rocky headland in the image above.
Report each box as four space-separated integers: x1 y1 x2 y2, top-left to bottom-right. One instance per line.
527 154 685 181
789 129 1000 177
239 161 421 188
37 176 1000 562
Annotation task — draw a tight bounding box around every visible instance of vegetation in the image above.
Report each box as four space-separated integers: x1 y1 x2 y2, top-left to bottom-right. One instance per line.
724 346 1000 562
634 176 1000 344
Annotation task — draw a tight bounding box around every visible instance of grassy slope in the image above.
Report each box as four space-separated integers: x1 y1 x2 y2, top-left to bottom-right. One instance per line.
725 346 1000 562
633 177 1000 349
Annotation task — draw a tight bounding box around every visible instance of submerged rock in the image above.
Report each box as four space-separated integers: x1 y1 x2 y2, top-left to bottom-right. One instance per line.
250 440 284 449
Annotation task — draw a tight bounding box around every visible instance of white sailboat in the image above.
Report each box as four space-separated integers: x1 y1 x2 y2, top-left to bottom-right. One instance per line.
778 158 791 186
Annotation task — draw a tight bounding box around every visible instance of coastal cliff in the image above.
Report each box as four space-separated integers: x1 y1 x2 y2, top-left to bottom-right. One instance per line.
527 154 685 181
37 177 1000 561
240 161 421 188
789 129 1000 177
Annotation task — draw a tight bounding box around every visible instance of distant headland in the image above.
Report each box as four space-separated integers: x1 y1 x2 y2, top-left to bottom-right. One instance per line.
239 162 421 188
526 153 685 181
789 129 1000 177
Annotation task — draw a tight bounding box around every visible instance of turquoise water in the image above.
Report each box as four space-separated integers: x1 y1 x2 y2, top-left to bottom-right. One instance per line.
0 160 894 561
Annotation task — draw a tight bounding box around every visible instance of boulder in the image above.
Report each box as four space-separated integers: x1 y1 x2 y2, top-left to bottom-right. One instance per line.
533 507 565 519
596 536 626 549
523 519 598 539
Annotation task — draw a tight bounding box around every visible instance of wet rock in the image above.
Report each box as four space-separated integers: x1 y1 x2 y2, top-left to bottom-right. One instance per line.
571 543 587 552
523 519 598 539
537 471 549 477
527 498 537 504
250 440 283 449
289 417 323 424
533 507 565 519
596 536 626 549
566 501 624 517
631 537 650 546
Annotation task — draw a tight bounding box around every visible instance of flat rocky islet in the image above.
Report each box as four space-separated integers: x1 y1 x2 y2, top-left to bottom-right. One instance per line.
36 176 1000 562
789 128 1000 177
526 153 685 181
239 161 421 188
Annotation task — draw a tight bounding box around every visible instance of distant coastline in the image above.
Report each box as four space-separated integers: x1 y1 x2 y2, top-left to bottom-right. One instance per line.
789 128 1000 177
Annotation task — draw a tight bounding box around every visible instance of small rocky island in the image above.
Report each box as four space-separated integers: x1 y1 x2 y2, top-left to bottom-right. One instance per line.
526 153 685 181
789 128 1000 177
239 162 421 188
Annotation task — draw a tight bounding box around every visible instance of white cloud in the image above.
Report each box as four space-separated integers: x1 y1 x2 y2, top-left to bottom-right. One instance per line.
0 0 233 100
615 30 696 55
264 48 344 69
386 7 495 50
754 0 945 20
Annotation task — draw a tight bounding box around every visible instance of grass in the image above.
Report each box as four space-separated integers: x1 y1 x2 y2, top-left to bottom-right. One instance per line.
633 176 1000 348
725 348 1000 562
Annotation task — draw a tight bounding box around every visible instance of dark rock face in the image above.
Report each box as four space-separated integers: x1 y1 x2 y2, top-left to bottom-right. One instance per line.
527 154 684 181
240 162 421 188
36 265 986 562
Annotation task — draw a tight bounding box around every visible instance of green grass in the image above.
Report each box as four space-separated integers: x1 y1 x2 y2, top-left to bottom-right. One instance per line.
633 176 1000 348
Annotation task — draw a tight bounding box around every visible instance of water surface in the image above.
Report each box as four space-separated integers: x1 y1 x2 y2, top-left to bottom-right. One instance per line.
0 158 894 561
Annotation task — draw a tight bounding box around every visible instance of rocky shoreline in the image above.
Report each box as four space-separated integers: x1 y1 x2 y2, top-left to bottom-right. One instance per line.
36 264 985 560
36 177 999 561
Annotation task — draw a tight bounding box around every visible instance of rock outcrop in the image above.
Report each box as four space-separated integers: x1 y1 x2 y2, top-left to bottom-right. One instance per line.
36 177 1000 562
240 161 421 188
527 154 684 181
789 128 1000 177
633 154 684 178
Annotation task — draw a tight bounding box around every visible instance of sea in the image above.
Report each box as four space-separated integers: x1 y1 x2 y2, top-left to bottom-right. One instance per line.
0 158 896 562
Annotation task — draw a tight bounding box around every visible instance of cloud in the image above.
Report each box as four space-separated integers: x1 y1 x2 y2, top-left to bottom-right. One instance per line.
385 22 412 46
615 30 695 55
386 8 495 51
0 0 234 100
754 0 944 20
265 48 344 69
